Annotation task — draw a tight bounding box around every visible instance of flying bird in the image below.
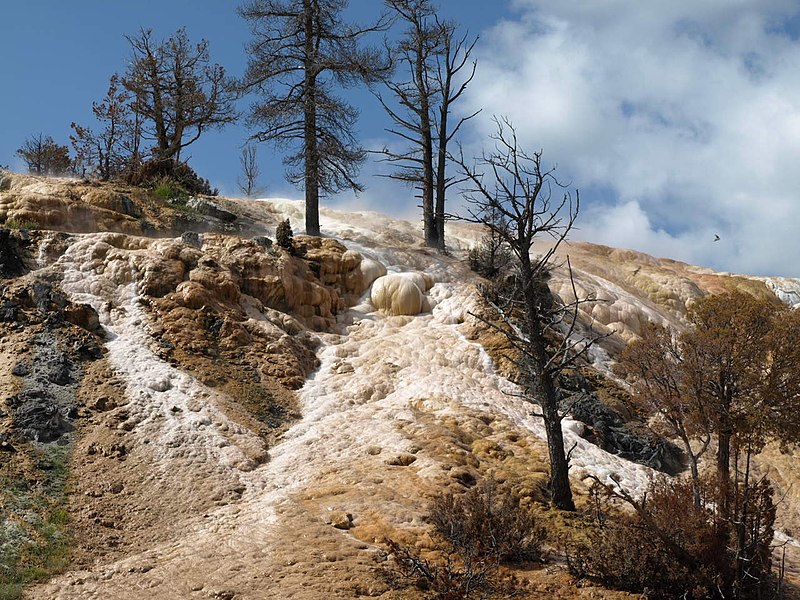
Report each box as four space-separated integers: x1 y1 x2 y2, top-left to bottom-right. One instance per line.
714 234 721 242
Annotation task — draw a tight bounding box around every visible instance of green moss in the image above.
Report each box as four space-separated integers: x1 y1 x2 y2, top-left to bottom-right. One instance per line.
152 177 189 203
0 445 73 591
4 218 38 230
0 584 24 600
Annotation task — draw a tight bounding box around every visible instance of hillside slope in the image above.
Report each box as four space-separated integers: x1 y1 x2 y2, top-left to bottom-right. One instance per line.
1 171 799 598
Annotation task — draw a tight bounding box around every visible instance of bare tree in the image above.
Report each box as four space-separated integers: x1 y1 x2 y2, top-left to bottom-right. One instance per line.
379 0 478 250
239 0 391 237
457 118 602 511
70 74 139 180
17 134 72 176
122 28 236 164
433 20 478 250
237 144 263 197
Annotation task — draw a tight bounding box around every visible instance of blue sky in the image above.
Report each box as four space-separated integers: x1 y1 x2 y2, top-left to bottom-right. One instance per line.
3 1 800 277
0 0 508 198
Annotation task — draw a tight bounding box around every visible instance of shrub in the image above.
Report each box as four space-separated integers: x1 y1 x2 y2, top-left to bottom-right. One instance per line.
127 159 217 196
385 538 495 599
4 217 38 230
468 228 512 279
385 478 544 598
276 218 293 250
430 478 546 563
567 476 777 599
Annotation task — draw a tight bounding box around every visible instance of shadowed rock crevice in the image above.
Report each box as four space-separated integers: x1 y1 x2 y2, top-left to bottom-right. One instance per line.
561 372 684 475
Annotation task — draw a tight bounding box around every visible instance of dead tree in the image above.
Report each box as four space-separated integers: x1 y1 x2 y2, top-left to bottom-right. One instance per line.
70 74 140 180
432 19 478 250
17 134 72 176
122 28 236 163
237 144 263 197
379 0 478 250
457 117 602 511
239 0 391 237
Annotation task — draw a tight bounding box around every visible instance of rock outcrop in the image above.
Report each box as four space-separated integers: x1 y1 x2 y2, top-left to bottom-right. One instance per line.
370 273 427 316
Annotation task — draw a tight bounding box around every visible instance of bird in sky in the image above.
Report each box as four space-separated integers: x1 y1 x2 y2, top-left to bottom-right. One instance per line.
714 234 721 242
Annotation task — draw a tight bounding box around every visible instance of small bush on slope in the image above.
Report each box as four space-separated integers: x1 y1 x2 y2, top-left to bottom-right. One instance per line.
567 476 778 599
128 159 217 197
275 218 293 250
385 478 545 598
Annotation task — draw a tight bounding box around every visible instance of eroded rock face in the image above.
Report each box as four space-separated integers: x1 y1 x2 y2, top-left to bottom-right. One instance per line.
0 175 142 234
53 231 371 389
0 278 104 443
0 172 245 238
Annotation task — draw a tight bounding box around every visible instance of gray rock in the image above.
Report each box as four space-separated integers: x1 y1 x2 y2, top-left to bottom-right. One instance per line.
117 195 141 218
186 197 237 223
181 231 203 249
46 353 72 385
11 362 29 376
8 389 72 442
0 172 11 191
252 235 273 249
561 373 683 474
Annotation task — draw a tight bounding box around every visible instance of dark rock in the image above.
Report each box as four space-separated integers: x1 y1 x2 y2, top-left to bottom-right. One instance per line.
73 339 104 359
450 468 478 487
181 231 203 249
46 353 72 385
0 437 15 452
252 236 273 249
32 282 67 312
11 362 29 377
117 195 141 218
561 373 683 474
0 172 11 191
0 228 25 278
9 389 73 442
186 197 237 223
0 299 16 322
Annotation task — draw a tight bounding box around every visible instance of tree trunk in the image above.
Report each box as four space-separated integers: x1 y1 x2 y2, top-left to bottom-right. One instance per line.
521 254 575 511
303 0 320 237
415 24 436 248
717 428 732 485
541 383 575 511
146 59 169 161
434 103 448 251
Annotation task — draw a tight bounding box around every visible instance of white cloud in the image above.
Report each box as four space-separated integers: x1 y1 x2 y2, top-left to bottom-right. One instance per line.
463 0 800 276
